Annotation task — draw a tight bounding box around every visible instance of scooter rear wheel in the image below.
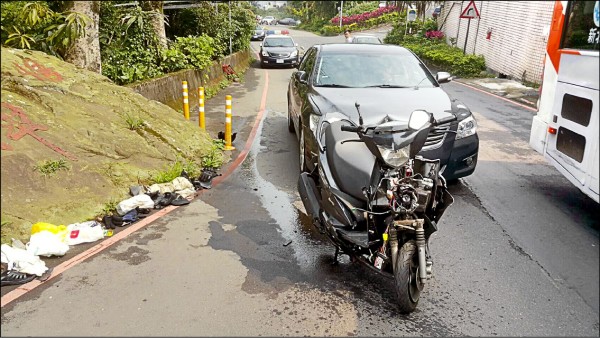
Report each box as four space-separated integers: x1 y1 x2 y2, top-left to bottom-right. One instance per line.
394 240 422 314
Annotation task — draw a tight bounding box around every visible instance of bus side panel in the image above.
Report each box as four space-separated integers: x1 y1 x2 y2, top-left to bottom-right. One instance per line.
545 53 599 202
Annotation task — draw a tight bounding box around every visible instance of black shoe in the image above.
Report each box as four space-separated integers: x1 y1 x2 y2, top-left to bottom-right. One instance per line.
171 194 190 206
111 214 124 227
103 215 115 229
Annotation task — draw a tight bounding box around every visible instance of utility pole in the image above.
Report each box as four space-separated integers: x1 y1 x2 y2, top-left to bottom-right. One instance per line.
339 1 343 29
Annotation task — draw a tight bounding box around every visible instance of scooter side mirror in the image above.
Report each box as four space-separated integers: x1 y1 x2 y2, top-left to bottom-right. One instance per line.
408 110 430 130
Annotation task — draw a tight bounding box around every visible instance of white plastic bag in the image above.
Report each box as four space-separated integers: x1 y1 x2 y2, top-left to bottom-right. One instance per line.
27 231 70 257
65 221 104 245
116 194 155 216
1 243 48 276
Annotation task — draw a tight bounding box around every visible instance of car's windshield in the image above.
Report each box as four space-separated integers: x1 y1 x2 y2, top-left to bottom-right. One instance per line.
264 37 294 47
314 52 435 88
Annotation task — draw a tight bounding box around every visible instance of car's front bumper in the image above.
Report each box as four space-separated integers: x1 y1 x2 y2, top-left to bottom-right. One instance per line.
260 56 299 67
420 134 479 180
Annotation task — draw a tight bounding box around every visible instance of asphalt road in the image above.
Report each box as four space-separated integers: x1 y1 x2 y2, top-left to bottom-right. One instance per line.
1 27 598 336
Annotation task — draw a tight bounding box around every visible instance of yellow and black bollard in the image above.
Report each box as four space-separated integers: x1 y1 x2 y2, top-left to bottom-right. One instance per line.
224 95 235 150
182 81 190 120
198 87 205 130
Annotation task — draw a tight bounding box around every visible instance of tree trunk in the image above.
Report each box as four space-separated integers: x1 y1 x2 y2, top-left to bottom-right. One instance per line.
141 1 167 49
64 1 101 73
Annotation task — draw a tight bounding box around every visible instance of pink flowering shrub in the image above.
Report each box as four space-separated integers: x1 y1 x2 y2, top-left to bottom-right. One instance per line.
425 30 445 39
331 6 398 26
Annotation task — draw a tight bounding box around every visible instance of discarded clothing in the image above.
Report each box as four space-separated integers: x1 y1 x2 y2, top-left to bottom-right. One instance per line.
116 194 155 216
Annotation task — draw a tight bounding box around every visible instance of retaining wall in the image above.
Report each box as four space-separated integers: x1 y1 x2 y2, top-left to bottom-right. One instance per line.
438 1 554 84
126 48 252 111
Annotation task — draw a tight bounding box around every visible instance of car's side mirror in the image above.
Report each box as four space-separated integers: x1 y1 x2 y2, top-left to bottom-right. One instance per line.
436 71 452 83
295 43 298 47
295 71 308 84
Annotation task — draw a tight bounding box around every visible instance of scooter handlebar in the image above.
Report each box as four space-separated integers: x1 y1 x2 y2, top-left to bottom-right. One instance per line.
341 125 360 132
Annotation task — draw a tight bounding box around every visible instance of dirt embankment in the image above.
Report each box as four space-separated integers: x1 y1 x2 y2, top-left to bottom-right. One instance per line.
1 47 214 243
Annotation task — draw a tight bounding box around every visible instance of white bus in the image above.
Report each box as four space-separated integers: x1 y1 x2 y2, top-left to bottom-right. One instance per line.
530 0 599 203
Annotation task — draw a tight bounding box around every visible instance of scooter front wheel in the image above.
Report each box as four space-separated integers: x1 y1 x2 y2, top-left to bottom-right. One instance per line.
394 240 423 314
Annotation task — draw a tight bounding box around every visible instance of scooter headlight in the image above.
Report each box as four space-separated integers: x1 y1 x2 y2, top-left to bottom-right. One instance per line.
456 115 477 139
377 144 410 168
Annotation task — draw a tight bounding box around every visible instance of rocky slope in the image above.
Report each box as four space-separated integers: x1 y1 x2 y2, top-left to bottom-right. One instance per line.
1 47 214 243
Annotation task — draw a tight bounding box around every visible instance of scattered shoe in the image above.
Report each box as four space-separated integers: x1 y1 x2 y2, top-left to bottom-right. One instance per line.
180 170 190 181
1 270 36 286
103 215 115 230
171 194 190 206
111 214 124 227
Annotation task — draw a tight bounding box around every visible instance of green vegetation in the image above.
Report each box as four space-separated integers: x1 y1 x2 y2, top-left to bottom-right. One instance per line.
384 20 486 78
124 113 145 130
148 159 202 184
201 139 226 169
33 159 71 177
2 1 256 85
1 1 91 59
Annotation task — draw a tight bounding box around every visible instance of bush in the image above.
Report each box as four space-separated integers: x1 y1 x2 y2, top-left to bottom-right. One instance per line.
385 23 486 78
320 25 341 36
331 5 398 26
162 35 215 71
168 2 254 58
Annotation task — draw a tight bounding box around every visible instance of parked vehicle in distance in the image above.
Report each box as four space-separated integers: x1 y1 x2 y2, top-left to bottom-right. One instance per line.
287 43 479 181
259 35 300 68
261 16 276 25
251 25 266 41
278 17 299 25
351 35 383 44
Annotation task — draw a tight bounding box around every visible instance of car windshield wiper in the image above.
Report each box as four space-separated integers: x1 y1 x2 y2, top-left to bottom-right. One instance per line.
316 84 351 88
363 84 410 88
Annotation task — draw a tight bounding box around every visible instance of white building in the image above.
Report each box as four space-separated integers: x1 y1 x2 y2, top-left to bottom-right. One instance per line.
437 1 555 84
255 1 287 10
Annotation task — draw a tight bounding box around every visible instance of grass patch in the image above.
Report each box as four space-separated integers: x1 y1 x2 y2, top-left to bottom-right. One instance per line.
124 113 145 130
201 139 225 169
101 198 119 215
0 215 28 245
149 159 202 184
33 158 70 177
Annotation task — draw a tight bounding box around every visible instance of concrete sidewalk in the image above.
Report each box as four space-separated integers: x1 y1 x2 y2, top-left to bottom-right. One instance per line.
454 77 540 109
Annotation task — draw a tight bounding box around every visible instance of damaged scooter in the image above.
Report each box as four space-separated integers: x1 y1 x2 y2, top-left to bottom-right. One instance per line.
298 106 455 313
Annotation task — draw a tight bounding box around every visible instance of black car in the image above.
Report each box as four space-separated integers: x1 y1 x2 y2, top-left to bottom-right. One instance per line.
259 35 300 68
287 44 478 180
251 25 265 41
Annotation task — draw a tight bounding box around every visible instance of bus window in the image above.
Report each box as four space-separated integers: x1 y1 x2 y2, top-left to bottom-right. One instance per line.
561 0 599 50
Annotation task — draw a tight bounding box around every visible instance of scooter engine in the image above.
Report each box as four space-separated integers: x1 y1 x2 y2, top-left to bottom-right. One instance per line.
386 173 434 215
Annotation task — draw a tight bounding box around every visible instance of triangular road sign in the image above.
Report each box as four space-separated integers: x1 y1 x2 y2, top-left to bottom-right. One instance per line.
460 0 480 19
